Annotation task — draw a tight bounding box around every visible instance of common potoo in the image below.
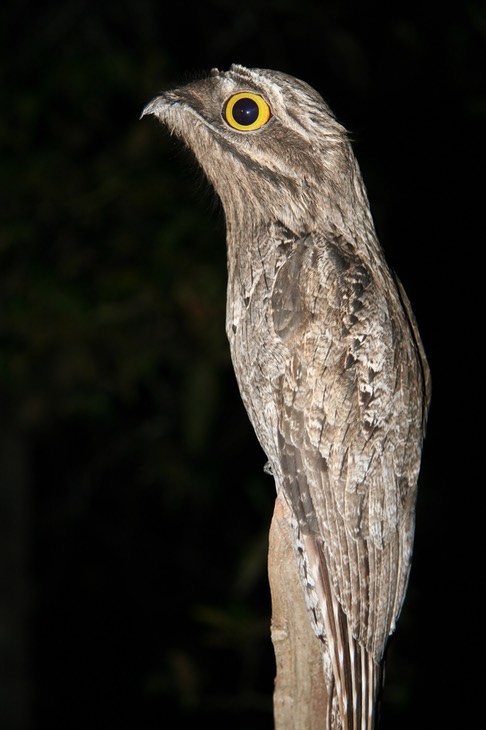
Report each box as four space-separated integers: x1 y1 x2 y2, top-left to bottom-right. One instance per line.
142 65 431 729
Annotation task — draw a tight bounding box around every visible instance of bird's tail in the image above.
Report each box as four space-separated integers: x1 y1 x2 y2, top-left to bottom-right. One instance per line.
305 535 382 730
325 630 381 730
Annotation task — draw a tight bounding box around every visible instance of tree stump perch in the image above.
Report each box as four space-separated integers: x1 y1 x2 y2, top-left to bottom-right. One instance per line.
268 495 329 730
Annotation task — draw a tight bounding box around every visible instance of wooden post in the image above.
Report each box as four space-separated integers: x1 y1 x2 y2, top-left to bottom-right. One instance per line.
268 495 329 730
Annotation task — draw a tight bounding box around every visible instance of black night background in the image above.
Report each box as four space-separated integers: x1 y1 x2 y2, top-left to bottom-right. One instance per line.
1 1 483 728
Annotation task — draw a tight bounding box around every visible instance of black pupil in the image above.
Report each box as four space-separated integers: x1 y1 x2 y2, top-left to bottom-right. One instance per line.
232 97 259 126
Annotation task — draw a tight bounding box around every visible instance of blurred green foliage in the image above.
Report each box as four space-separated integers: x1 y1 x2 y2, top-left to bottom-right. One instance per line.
1 1 484 728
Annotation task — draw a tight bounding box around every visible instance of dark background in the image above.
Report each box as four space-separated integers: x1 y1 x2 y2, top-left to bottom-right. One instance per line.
1 1 483 728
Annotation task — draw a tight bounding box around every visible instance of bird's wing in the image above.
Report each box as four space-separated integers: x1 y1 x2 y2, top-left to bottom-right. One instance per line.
271 230 428 725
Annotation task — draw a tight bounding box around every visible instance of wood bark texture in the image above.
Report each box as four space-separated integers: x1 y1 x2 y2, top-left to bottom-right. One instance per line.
269 495 329 730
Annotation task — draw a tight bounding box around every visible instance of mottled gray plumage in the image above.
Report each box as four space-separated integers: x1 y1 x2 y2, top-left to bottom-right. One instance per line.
143 64 431 729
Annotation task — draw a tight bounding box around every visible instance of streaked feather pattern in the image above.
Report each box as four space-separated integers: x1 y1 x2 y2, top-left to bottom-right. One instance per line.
143 64 430 729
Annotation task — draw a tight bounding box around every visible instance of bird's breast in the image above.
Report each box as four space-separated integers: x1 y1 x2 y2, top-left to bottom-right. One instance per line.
226 271 289 467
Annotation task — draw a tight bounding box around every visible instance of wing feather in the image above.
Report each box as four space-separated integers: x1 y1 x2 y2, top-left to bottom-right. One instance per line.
271 229 429 726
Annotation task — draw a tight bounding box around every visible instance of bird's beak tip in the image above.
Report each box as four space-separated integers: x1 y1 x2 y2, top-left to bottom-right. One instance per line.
140 97 162 120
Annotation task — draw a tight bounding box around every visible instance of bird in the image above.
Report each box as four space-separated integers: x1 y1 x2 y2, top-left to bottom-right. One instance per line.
142 64 431 729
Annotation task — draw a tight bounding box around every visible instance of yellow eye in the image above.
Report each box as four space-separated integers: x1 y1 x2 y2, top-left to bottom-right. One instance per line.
224 92 271 131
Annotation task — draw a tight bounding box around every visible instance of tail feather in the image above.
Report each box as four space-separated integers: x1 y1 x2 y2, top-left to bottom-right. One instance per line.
304 533 381 730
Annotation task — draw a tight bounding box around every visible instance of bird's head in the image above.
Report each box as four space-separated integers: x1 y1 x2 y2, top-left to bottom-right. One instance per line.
142 64 361 233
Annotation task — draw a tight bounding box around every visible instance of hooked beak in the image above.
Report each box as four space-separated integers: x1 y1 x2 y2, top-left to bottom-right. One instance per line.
140 95 167 120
